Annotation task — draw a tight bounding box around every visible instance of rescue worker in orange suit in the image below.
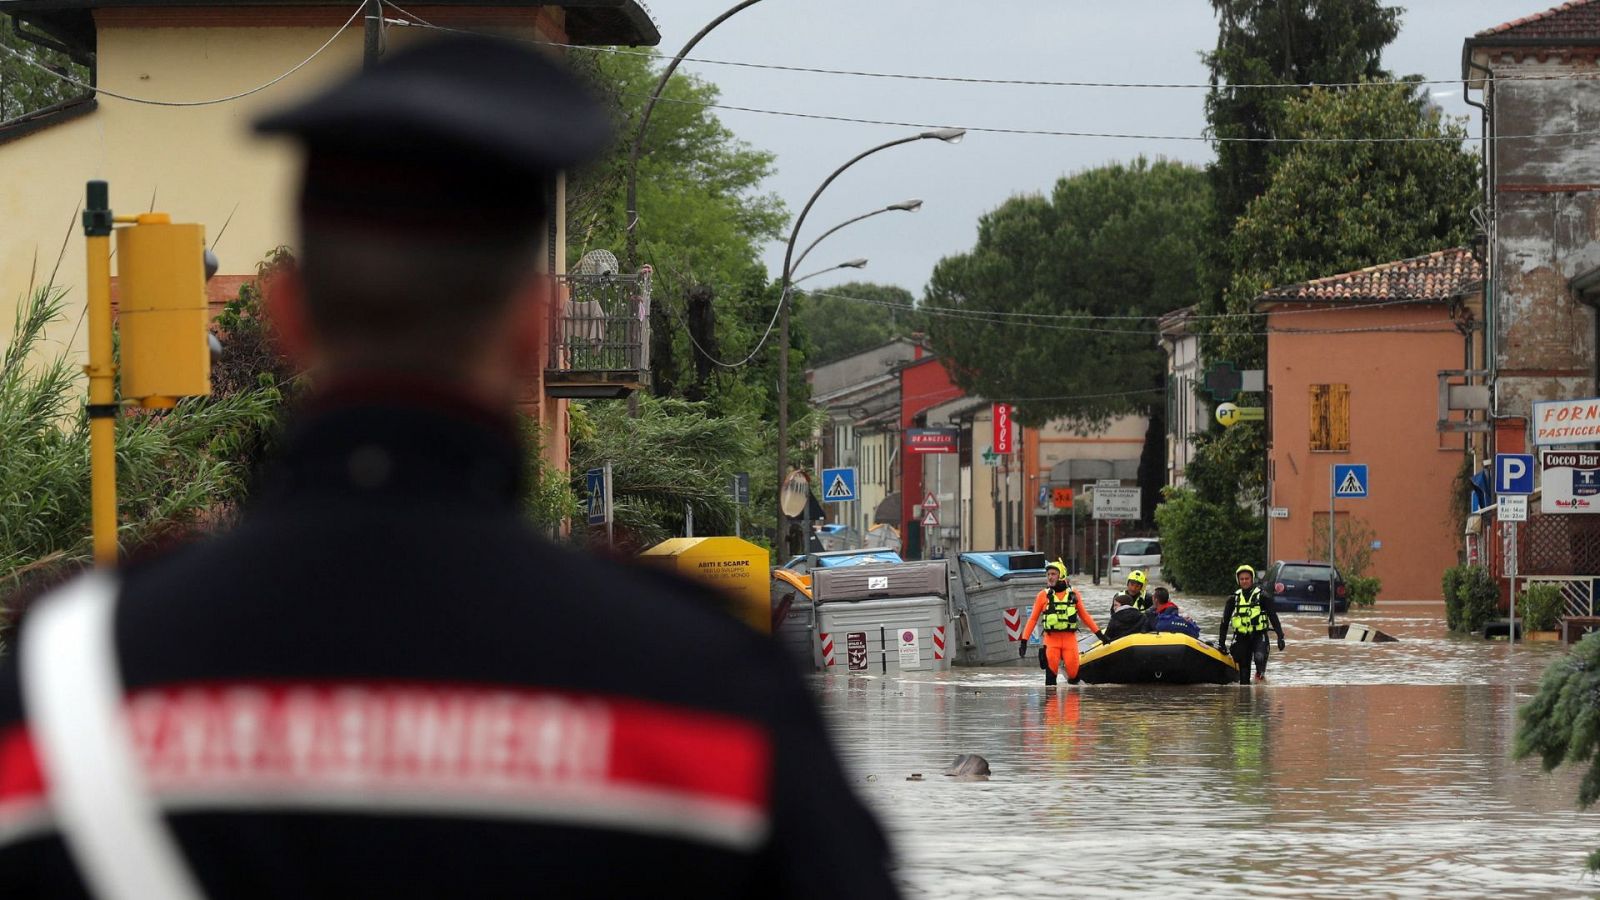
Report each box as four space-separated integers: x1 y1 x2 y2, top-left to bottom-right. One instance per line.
1218 564 1286 684
1019 560 1105 685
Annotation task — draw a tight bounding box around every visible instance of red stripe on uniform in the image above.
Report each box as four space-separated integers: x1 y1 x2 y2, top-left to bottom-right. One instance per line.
0 681 773 825
0 726 44 807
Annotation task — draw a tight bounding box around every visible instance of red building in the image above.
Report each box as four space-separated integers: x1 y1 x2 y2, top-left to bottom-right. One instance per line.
1262 249 1482 601
898 354 964 557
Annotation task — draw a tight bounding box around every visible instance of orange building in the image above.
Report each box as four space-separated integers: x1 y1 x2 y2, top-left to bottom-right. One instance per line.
1261 249 1483 601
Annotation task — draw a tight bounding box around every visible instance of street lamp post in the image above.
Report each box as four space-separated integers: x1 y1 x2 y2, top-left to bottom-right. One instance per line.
624 0 767 270
774 129 964 556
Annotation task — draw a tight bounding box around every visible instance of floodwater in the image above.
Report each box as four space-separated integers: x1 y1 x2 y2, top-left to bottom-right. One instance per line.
812 585 1600 898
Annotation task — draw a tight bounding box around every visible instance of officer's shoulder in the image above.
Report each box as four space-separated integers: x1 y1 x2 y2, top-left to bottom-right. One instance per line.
521 538 768 644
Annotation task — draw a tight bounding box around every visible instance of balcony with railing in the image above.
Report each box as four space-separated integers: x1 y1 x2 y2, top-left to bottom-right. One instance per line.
545 253 651 399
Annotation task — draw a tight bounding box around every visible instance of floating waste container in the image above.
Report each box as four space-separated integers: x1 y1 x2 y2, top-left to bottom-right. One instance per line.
812 561 953 673
639 537 770 633
951 551 1047 666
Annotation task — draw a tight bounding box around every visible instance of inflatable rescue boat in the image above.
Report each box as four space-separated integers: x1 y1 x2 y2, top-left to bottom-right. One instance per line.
1075 632 1239 685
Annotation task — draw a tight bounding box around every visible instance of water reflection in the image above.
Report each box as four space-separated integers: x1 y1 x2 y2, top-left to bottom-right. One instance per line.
815 590 1600 897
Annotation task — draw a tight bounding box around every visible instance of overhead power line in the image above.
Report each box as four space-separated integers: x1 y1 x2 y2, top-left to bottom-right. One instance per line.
0 4 364 107
379 5 1597 93
3 9 1582 145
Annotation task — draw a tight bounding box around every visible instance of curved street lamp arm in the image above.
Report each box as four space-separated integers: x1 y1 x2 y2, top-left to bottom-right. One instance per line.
624 0 767 268
779 135 920 289
791 209 888 277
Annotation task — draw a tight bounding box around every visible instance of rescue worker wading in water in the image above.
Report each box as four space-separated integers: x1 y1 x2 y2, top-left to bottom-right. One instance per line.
1019 561 1105 686
1218 564 1286 684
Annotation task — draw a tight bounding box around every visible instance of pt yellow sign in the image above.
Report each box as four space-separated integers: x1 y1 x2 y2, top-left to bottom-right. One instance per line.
1215 402 1265 428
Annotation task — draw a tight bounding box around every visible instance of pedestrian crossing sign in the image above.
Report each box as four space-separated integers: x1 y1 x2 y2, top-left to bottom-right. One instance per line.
1333 464 1369 498
821 467 857 503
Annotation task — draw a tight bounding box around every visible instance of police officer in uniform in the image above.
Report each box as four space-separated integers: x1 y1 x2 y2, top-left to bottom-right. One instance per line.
0 35 895 899
1217 564 1286 684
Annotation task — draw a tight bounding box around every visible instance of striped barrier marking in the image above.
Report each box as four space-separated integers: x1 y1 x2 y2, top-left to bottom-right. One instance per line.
1004 608 1022 641
819 632 836 667
932 626 946 661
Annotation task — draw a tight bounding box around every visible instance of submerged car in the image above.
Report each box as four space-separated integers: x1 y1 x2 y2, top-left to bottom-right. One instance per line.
1108 537 1162 584
1266 560 1349 614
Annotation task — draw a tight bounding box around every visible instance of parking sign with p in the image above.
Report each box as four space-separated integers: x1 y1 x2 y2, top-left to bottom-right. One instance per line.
1496 453 1535 496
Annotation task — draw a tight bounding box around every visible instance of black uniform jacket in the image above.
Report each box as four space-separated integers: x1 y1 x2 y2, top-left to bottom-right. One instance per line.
0 389 896 898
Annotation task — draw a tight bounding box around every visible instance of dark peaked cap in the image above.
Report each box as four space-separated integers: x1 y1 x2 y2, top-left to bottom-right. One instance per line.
255 34 612 171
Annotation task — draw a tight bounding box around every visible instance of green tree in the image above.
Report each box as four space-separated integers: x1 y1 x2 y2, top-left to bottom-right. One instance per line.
798 281 925 366
922 157 1210 427
1211 80 1480 368
566 51 786 400
1515 632 1600 871
1191 80 1480 512
0 22 89 122
1204 0 1401 225
568 395 761 553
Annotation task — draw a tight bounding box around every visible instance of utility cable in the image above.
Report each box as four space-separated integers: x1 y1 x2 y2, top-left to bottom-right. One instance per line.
815 289 1471 322
379 6 1594 93
0 5 364 107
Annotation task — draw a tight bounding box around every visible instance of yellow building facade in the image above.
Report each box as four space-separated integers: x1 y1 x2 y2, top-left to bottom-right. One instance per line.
0 3 654 468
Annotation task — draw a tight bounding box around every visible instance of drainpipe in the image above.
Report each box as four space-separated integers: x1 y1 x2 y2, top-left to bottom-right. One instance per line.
1464 53 1496 432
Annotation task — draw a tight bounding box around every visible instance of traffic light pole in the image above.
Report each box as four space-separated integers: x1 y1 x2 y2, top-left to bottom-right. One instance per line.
83 182 118 566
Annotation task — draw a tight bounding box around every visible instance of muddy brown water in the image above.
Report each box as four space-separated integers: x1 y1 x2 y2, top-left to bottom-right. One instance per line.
812 586 1600 898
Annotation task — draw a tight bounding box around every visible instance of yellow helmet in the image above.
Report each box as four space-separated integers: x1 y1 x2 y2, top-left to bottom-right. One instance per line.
1046 559 1068 578
1236 564 1255 576
1127 570 1147 586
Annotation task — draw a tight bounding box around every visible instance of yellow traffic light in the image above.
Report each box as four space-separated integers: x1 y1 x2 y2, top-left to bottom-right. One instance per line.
115 213 213 407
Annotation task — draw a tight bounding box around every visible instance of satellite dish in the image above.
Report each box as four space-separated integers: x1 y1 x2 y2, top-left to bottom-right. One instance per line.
780 470 810 518
573 249 620 277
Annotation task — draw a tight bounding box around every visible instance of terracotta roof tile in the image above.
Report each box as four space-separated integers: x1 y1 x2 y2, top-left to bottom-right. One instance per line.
1476 0 1600 39
1257 248 1483 305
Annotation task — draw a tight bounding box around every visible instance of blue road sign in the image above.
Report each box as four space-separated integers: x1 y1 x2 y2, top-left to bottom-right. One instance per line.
821 467 858 503
1495 453 1535 496
1333 464 1369 498
586 467 607 525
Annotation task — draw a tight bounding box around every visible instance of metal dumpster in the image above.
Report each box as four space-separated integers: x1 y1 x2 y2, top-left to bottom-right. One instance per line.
951 551 1047 666
771 569 817 670
812 561 953 673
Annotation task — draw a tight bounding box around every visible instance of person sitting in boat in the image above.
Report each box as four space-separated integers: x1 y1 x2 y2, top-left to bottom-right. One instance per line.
1143 587 1201 638
1109 569 1150 618
1100 593 1147 643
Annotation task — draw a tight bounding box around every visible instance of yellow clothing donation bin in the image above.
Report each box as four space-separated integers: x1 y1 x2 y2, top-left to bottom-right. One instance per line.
639 537 771 633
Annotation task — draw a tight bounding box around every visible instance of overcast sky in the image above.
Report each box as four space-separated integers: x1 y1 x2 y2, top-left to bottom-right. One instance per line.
639 1 1519 295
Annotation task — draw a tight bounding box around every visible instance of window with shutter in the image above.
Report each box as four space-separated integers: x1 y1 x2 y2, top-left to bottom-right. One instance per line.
1329 384 1350 451
1309 384 1350 452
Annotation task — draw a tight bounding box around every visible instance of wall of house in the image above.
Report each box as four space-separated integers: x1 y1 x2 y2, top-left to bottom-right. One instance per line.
1481 54 1600 420
1267 304 1466 600
0 11 575 470
808 339 918 397
1166 331 1203 486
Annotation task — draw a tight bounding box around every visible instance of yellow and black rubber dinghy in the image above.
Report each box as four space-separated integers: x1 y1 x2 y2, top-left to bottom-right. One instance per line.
1076 632 1240 685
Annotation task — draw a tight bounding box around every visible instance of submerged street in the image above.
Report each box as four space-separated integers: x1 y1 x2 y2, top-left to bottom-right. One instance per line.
815 585 1597 898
